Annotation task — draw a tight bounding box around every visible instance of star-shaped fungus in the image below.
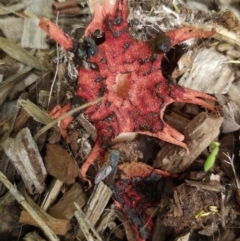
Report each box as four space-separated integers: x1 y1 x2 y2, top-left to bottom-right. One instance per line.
39 0 217 185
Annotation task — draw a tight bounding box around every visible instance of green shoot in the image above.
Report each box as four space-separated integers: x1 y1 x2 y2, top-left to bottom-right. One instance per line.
204 141 220 172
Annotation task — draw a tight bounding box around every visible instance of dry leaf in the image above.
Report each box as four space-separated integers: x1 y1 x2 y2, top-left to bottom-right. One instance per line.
45 144 79 184
0 37 44 70
18 99 52 125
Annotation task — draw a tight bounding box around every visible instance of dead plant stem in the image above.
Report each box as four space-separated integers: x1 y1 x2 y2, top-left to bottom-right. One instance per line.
34 97 103 140
0 171 59 241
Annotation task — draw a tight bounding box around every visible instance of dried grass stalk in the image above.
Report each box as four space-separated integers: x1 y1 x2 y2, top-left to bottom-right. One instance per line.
0 171 59 241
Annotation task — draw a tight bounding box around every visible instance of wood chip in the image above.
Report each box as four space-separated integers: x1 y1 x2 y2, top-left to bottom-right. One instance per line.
116 212 136 241
0 172 59 241
175 232 190 241
21 18 49 49
214 25 240 47
49 183 87 219
0 66 32 105
74 204 103 241
0 100 19 136
84 182 112 226
96 208 117 234
153 112 223 173
77 182 112 240
228 81 240 108
41 179 63 211
0 152 16 196
185 180 223 192
173 189 183 217
0 17 24 42
9 73 39 100
44 144 79 184
13 108 31 132
2 127 47 194
18 183 69 237
0 3 27 15
178 48 234 94
77 114 97 141
216 95 240 133
23 0 54 19
23 232 46 241
20 210 69 236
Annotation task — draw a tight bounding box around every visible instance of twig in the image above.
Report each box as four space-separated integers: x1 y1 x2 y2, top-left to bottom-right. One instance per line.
223 152 240 189
34 97 103 140
0 171 59 241
48 12 60 110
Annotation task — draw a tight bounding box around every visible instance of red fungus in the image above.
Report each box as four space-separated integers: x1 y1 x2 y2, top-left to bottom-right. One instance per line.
39 0 217 186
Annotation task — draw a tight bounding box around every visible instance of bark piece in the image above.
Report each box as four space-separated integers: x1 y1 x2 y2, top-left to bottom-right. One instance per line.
0 3 27 15
221 102 240 133
153 112 223 173
41 179 63 211
0 66 32 105
23 232 46 241
0 190 21 234
185 180 223 192
18 182 69 237
228 81 240 108
21 18 49 49
13 108 31 132
74 204 103 241
96 207 130 240
2 127 47 194
49 183 87 219
75 184 111 241
23 0 54 19
0 151 16 196
178 48 234 94
20 211 69 236
52 6 82 15
9 74 39 100
0 17 24 42
0 56 20 77
0 172 59 241
216 94 240 133
44 144 79 184
84 182 112 226
164 112 191 133
77 114 97 141
116 212 136 241
0 100 19 145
